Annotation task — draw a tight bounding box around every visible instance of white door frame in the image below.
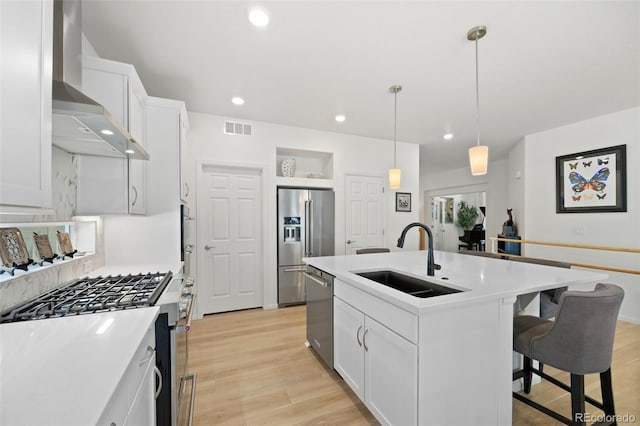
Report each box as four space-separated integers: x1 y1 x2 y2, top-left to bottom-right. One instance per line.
425 183 489 252
195 160 270 318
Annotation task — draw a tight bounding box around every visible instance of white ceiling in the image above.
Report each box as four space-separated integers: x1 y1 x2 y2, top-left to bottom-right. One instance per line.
82 1 640 172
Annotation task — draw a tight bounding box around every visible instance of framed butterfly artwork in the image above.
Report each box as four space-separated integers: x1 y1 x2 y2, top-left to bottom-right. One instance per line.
556 144 627 213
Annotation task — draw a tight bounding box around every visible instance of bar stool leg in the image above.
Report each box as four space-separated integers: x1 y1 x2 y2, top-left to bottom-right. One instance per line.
570 374 586 426
523 356 533 394
600 368 616 422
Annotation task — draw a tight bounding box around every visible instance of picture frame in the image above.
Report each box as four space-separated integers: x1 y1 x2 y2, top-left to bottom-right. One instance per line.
556 144 626 213
443 197 454 224
395 192 411 212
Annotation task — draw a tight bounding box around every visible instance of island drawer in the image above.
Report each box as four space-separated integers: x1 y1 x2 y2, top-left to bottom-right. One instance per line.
335 278 418 344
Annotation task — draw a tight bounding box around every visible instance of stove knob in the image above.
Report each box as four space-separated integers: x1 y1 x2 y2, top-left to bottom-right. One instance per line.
183 277 195 287
182 287 192 296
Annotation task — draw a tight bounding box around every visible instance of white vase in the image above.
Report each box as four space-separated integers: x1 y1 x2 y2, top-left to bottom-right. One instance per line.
281 158 296 177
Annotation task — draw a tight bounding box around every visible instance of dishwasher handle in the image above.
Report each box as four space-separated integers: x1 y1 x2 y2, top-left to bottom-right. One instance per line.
303 272 328 288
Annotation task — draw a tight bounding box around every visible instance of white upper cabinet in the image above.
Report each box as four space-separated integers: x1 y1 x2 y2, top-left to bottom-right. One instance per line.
179 110 190 204
145 96 189 207
77 56 147 215
0 0 53 209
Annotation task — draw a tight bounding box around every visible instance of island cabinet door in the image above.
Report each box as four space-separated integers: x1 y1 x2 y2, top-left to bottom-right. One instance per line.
334 297 365 400
364 316 418 426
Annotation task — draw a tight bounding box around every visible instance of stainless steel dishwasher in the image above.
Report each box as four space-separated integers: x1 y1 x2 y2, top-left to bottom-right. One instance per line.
304 265 334 368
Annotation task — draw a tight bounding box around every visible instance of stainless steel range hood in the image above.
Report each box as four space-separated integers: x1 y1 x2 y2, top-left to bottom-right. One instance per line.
51 0 149 160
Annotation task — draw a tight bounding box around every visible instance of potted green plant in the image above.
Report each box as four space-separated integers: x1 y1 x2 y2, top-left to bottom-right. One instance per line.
455 201 479 231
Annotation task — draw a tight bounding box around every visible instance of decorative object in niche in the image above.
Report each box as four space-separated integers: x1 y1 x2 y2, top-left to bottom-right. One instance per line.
281 158 296 177
556 144 627 213
33 232 57 265
0 228 33 275
395 192 411 212
56 231 77 258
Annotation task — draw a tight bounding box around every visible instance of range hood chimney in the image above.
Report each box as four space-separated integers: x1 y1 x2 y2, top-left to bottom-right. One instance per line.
52 0 149 160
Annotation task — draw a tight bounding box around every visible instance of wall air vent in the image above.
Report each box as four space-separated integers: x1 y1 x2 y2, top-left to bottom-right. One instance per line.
224 121 252 136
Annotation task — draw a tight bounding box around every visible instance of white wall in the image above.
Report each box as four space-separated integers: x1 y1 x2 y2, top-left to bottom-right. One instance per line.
521 107 639 322
186 112 420 309
507 138 526 237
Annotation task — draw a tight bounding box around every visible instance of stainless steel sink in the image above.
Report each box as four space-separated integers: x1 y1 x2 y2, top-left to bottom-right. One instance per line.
355 270 462 298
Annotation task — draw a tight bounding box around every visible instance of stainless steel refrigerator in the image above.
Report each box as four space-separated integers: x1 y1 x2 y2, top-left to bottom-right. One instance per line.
277 188 334 306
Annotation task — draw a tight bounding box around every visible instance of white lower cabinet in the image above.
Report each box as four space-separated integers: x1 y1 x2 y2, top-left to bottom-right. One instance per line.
98 324 157 426
334 296 418 426
125 354 156 426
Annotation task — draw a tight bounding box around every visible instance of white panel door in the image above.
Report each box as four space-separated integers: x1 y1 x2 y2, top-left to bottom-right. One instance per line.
345 175 385 254
333 297 365 400
198 165 263 314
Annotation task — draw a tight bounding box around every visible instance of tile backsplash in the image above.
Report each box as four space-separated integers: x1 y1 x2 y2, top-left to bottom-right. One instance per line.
52 146 77 221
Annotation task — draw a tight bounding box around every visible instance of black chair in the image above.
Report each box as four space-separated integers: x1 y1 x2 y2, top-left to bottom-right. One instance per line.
511 256 571 319
513 283 624 425
355 248 390 254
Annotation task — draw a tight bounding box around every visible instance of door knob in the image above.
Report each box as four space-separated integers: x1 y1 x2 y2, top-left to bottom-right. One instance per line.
204 245 216 251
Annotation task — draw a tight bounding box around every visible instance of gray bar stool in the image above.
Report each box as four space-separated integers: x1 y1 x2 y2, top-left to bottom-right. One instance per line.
513 283 624 425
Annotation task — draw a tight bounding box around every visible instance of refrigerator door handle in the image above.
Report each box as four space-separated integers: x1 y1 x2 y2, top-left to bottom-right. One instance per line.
304 200 309 257
308 199 313 257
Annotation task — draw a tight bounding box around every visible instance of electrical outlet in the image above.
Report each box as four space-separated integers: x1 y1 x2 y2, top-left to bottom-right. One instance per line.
573 226 585 236
83 260 93 273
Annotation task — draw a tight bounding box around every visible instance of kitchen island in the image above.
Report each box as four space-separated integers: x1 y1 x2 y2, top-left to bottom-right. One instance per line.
305 250 608 425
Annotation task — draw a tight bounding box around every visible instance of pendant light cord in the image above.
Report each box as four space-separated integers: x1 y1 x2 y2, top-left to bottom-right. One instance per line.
474 36 481 147
393 90 397 168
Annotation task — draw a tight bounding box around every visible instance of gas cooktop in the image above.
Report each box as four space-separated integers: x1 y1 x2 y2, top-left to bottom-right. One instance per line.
0 272 172 323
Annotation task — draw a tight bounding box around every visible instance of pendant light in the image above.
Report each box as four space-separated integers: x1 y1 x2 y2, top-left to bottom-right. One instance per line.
389 84 402 189
467 26 488 176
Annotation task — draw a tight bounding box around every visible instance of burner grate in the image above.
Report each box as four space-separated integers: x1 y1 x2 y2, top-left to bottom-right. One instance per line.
0 271 172 323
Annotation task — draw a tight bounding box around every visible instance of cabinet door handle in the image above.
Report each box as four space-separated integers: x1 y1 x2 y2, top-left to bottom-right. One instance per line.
356 325 363 347
140 345 154 365
362 329 369 352
204 245 215 251
131 185 138 206
346 240 356 244
184 182 190 198
154 366 163 399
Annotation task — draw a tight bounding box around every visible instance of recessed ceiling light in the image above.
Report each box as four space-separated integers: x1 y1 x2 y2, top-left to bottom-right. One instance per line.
232 97 245 105
335 114 346 123
249 8 269 27
443 133 454 140
101 129 114 136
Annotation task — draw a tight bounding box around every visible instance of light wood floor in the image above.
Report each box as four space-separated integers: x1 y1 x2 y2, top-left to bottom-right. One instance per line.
189 305 639 425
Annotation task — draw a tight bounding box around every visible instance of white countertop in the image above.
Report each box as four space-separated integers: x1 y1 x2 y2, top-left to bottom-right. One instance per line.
306 250 608 314
0 307 159 426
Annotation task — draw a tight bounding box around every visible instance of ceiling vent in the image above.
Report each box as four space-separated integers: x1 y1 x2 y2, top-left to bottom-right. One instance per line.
224 120 252 136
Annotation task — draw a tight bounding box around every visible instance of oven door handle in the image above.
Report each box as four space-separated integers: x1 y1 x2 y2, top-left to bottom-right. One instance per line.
176 295 195 333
